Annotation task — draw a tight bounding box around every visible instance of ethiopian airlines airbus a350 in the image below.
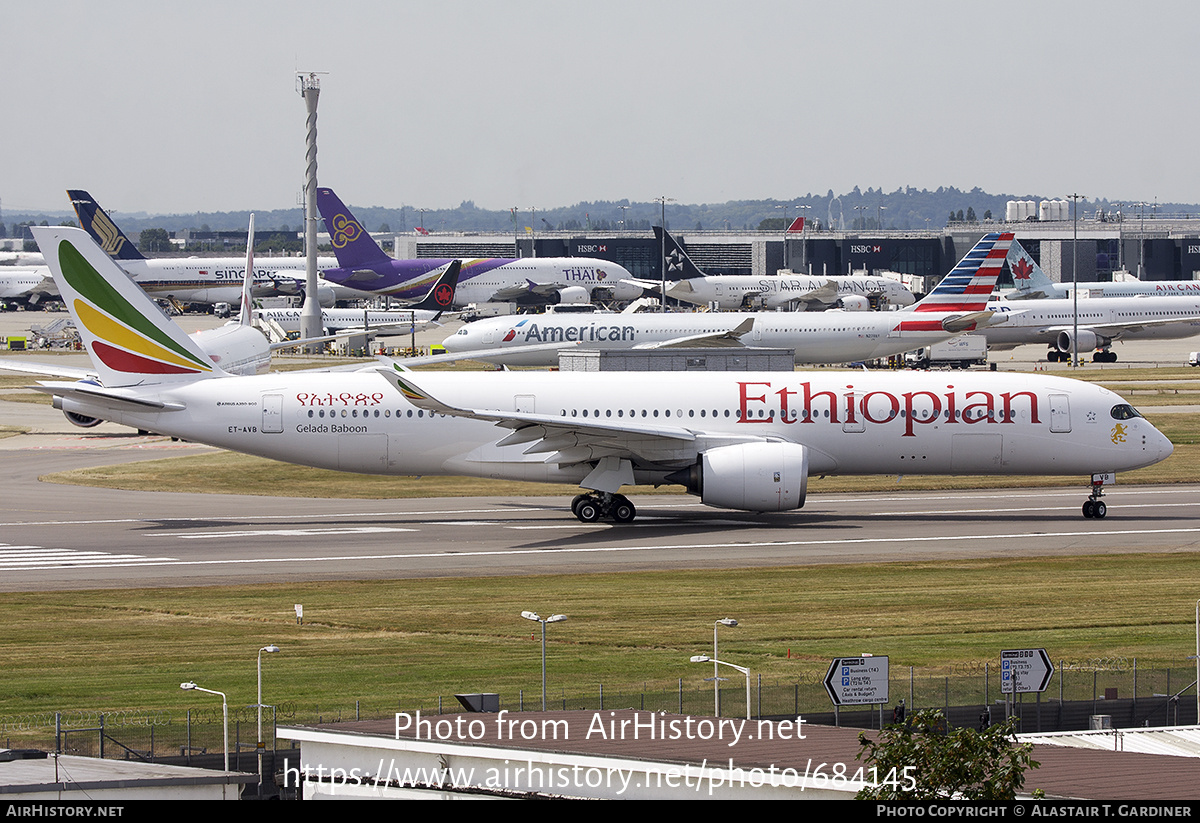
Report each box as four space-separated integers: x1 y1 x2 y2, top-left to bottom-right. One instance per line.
27 226 1171 523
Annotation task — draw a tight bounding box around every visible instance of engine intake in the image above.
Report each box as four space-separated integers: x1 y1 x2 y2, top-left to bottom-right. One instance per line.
667 442 809 512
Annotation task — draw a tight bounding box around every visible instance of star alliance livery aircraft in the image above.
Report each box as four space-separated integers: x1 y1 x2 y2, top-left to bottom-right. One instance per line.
315 187 643 307
28 226 1172 522
636 226 916 310
444 233 1016 365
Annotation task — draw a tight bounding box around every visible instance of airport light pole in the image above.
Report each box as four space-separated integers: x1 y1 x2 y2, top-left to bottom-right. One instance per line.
180 682 228 772
1069 193 1084 368
619 204 630 232
657 196 674 312
521 610 566 711
712 618 738 716
691 655 751 720
256 644 280 798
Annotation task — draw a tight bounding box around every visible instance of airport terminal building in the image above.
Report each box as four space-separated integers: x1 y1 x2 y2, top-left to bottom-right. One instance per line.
381 217 1200 295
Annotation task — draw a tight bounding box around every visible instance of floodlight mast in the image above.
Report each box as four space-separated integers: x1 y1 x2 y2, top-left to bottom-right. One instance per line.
522 610 567 711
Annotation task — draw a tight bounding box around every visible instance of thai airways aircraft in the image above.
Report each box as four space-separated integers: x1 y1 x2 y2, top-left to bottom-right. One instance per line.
442 233 1016 366
67 190 353 306
1006 239 1200 300
315 187 643 307
256 260 460 336
632 227 915 310
23 225 1172 523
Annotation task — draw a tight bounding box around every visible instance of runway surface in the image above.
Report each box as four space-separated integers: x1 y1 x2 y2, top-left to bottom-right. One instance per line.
2 398 1198 591
2 314 1199 592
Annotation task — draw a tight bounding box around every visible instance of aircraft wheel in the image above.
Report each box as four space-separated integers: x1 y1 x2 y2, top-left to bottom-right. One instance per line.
1093 501 1107 519
1082 501 1095 518
576 499 603 523
611 496 637 523
570 494 590 517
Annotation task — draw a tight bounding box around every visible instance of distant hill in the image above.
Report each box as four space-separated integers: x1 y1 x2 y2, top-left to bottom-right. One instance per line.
6 187 1197 237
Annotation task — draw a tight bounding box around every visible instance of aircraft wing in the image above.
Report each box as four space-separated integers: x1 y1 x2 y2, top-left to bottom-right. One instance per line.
1044 315 1200 338
0 358 95 381
375 366 767 472
30 380 185 413
632 318 755 350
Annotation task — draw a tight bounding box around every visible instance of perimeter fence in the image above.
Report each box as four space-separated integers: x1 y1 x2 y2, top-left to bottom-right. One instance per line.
2 658 1195 762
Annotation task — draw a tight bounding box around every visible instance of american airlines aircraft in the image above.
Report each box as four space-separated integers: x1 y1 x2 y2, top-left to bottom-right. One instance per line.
1006 239 1200 300
443 233 1015 366
67 190 352 306
635 226 915 310
315 187 643 307
23 225 1172 523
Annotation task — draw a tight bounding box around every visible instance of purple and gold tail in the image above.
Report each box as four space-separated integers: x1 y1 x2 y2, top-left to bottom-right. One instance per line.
316 187 392 268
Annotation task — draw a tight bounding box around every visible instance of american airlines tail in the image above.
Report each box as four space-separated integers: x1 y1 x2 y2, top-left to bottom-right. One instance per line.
31 226 228 388
66 190 148 261
316 187 393 269
910 232 1012 313
652 226 707 281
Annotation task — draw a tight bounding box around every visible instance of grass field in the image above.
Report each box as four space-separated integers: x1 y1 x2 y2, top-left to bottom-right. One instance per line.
1 553 1198 726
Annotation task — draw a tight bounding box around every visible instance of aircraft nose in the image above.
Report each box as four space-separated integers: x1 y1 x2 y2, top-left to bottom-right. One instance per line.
1154 425 1175 462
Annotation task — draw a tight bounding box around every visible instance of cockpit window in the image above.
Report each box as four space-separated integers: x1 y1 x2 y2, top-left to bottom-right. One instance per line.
1110 404 1142 420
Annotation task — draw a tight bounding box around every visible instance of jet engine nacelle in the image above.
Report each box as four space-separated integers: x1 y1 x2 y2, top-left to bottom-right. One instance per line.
52 396 103 428
837 295 871 311
668 442 809 512
1056 329 1109 353
316 286 337 308
556 286 591 305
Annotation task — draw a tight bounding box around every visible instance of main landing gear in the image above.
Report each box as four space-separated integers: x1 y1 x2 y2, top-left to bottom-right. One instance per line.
572 492 637 524
1082 478 1107 519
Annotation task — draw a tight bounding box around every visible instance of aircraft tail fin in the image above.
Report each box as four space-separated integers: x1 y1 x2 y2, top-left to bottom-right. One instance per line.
32 226 228 387
911 232 1012 313
66 190 147 261
316 187 392 268
407 259 461 313
239 214 256 327
1007 239 1056 296
652 226 706 281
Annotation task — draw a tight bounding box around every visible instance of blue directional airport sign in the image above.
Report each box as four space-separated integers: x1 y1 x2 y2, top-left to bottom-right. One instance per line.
1000 648 1054 694
824 656 889 706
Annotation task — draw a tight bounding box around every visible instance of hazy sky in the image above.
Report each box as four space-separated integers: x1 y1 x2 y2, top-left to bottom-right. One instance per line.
7 0 1197 216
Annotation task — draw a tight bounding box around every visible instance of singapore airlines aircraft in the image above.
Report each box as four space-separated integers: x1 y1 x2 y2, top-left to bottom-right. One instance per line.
634 226 915 310
23 225 1171 523
1006 239 1200 300
442 233 1016 366
67 189 354 306
315 187 643 307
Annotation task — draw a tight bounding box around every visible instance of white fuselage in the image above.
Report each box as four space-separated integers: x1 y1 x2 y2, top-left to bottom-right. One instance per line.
1009 281 1200 300
985 295 1200 350
0 267 54 300
115 257 339 305
451 258 642 306
669 274 915 309
255 307 439 335
54 370 1170 486
443 309 984 366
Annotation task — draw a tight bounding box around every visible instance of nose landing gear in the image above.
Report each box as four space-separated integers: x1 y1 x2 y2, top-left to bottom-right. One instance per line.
1082 476 1108 519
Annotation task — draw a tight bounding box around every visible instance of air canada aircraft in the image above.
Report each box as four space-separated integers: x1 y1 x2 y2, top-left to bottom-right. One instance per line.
315 187 643 307
1005 239 1200 300
67 189 354 306
634 226 916 310
986 242 1200 361
21 225 1172 522
443 233 1016 366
